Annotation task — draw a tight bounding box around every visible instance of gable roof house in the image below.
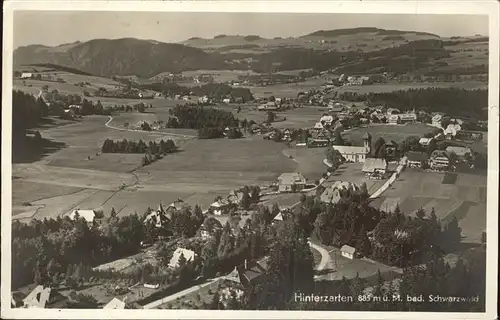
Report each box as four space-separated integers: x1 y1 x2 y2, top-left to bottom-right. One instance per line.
362 158 388 176
22 286 53 308
209 198 234 215
406 151 429 168
399 111 417 123
168 248 197 269
430 150 450 169
340 245 356 260
144 204 170 228
225 260 266 287
277 173 307 193
320 181 360 204
388 114 401 124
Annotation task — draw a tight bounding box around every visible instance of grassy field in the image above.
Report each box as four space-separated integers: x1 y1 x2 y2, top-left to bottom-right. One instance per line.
344 123 434 145
245 77 326 99
12 112 302 221
373 170 487 243
333 81 488 95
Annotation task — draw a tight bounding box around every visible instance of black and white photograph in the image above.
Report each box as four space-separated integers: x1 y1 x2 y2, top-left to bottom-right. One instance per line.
1 1 498 319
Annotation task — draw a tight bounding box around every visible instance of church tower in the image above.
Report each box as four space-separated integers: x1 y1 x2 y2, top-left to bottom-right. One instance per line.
363 132 372 155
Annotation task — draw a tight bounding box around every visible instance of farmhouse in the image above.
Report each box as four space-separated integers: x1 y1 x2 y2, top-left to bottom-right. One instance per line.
277 173 307 193
328 102 344 113
168 248 197 268
446 146 472 158
406 151 429 168
429 150 450 170
340 245 356 260
199 217 223 239
21 72 33 79
362 158 388 177
320 181 360 204
67 209 96 224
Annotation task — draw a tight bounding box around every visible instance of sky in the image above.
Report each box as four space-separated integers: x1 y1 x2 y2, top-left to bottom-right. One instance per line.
13 11 489 48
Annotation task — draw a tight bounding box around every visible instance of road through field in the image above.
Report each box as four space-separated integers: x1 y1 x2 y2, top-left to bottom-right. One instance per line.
309 241 331 271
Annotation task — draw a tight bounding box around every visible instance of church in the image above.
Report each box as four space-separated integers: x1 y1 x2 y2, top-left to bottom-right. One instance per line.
331 133 371 163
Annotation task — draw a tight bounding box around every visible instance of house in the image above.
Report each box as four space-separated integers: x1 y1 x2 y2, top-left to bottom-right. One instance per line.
388 114 401 124
144 204 169 228
320 114 334 126
432 114 443 127
23 286 52 308
209 198 233 215
386 108 401 115
419 137 434 146
444 123 462 139
168 248 197 268
225 260 266 287
258 101 278 111
222 98 232 104
399 111 417 123
67 209 96 224
313 122 324 130
198 96 210 103
277 173 307 193
406 151 429 168
340 245 356 260
21 72 33 79
362 158 388 176
446 146 472 158
430 150 450 169
199 217 223 239
331 146 370 163
103 297 126 309
337 112 350 120
228 190 244 205
320 181 360 204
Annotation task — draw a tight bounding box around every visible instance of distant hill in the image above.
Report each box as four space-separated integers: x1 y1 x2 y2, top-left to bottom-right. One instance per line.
302 27 439 38
14 38 227 78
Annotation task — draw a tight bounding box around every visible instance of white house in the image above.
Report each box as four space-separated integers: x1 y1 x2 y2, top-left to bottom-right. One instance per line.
340 245 356 260
21 72 33 79
319 115 334 126
23 286 51 308
168 248 197 268
222 98 231 104
209 199 232 215
362 158 388 176
331 146 369 163
67 209 96 224
419 137 433 146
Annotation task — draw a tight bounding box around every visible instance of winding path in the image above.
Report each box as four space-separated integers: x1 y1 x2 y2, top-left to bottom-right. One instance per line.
308 241 331 271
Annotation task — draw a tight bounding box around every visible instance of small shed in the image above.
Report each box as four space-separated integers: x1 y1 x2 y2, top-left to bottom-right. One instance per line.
340 245 356 260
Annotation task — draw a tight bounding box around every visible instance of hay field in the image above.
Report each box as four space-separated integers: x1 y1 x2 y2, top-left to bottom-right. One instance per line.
13 113 301 221
345 124 434 145
246 77 326 99
374 170 487 243
333 81 488 95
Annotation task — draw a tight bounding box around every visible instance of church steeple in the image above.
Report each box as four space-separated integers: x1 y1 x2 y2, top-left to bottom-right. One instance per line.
363 132 372 154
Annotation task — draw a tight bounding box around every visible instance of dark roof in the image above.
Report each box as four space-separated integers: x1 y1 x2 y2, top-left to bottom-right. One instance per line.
407 151 429 162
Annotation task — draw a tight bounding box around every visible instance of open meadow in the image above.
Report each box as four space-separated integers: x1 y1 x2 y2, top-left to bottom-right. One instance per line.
372 170 487 243
344 123 434 145
333 81 488 95
12 111 300 221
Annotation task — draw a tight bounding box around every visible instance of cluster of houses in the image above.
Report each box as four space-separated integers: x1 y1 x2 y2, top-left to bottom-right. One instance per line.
406 145 474 170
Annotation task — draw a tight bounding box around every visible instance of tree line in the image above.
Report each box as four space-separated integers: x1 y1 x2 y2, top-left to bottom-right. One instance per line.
338 88 488 120
101 138 176 154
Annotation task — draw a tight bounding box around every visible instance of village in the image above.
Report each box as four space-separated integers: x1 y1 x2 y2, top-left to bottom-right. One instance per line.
9 15 491 313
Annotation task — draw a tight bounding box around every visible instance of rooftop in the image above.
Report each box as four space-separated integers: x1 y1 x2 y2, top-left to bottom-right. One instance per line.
362 158 388 173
